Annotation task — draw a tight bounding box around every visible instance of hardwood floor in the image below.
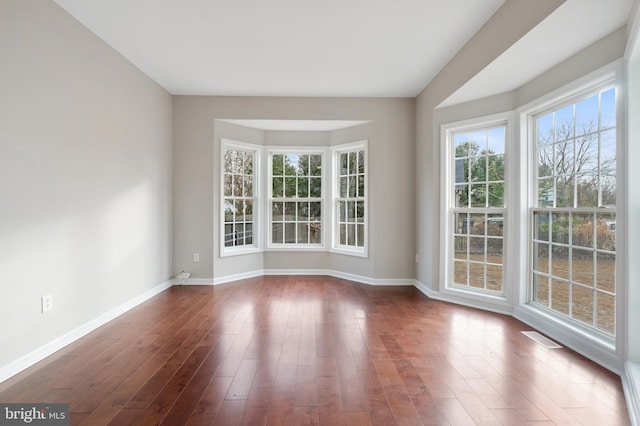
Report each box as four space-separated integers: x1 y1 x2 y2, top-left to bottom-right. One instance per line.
0 276 630 425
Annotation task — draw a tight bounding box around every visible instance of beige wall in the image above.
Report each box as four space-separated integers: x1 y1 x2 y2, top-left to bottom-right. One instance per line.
415 0 565 290
0 0 173 371
172 96 415 281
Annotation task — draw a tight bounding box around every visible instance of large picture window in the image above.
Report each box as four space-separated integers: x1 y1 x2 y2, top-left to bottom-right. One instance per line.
269 152 323 247
220 140 261 256
531 86 617 336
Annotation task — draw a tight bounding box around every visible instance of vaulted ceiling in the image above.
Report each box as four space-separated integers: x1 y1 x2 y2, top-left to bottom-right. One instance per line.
53 0 632 104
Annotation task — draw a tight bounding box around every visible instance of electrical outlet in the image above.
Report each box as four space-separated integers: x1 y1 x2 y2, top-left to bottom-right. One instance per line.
41 294 53 313
193 253 199 262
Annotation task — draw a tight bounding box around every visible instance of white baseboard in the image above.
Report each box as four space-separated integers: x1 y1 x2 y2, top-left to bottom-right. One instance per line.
414 280 513 316
513 304 623 375
212 269 415 287
623 361 640 426
0 279 173 384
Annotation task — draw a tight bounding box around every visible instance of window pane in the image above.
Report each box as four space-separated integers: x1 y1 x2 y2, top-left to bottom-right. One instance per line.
224 224 233 247
341 153 348 175
310 223 321 244
533 242 549 273
298 155 309 176
596 292 615 335
273 177 283 197
356 224 364 247
233 175 243 197
533 274 549 306
572 214 594 248
487 127 505 154
486 214 503 236
358 175 365 197
243 176 253 197
538 146 553 177
340 177 348 198
537 178 554 207
555 177 574 208
298 177 309 198
245 200 253 222
596 252 615 292
537 113 554 146
272 154 284 176
347 201 355 220
297 223 309 244
454 236 467 260
285 154 298 176
348 152 356 174
470 183 486 207
551 279 570 315
245 224 253 244
235 200 244 222
310 202 321 220
601 88 616 129
272 223 283 244
551 245 569 280
572 248 594 287
347 224 355 246
285 202 296 220
575 94 598 135
533 212 550 241
224 200 234 222
486 265 502 292
284 223 296 243
356 201 364 222
358 150 365 174
224 175 232 197
577 135 598 174
244 152 253 174
339 201 346 222
298 202 309 220
284 177 296 197
272 202 283 221
488 182 504 207
310 177 321 197
576 174 598 208
455 184 469 208
487 237 502 257
596 213 616 251
555 104 574 141
572 284 594 326
601 129 616 167
339 224 346 245
349 176 357 197
454 261 468 285
310 155 322 176
469 262 485 288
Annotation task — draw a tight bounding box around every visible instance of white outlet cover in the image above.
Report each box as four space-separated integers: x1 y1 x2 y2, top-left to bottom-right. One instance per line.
41 294 53 313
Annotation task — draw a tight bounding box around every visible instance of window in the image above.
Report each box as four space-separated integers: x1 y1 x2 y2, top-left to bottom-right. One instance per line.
530 86 617 336
221 139 261 256
448 123 507 295
269 151 323 247
333 142 368 256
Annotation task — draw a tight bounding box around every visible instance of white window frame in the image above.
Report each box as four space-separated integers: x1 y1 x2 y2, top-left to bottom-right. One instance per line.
515 60 626 370
219 139 263 257
440 112 513 309
331 141 369 257
267 147 327 251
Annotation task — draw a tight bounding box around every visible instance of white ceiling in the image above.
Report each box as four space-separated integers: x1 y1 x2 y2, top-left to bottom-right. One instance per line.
441 0 633 107
52 0 631 100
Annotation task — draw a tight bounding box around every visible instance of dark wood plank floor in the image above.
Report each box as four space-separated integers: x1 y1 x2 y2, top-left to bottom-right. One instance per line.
0 276 630 425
